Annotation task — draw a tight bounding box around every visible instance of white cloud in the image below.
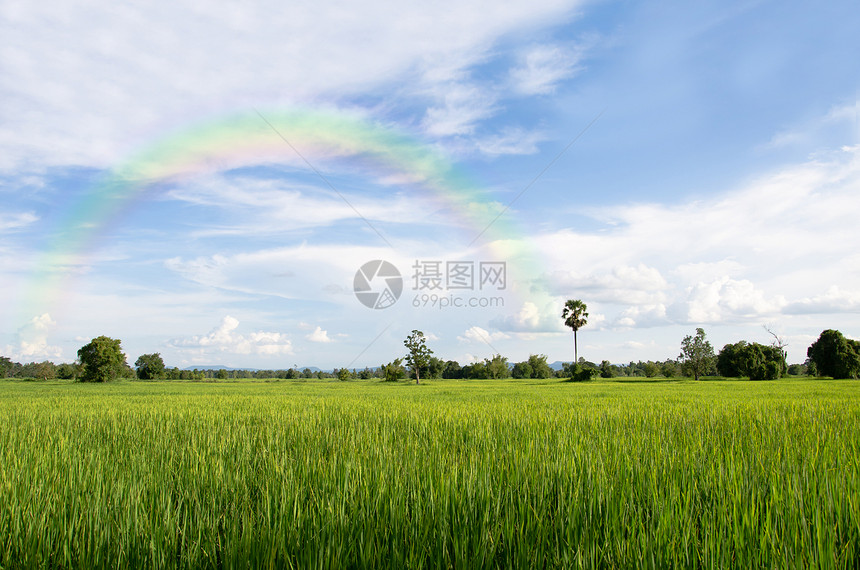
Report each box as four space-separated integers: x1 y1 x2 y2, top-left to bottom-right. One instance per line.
492 301 563 332
784 286 860 314
168 315 293 356
0 0 584 171
548 264 668 305
0 211 38 232
457 326 510 344
510 43 586 95
306 326 332 343
421 83 499 137
474 127 545 156
533 144 860 328
4 313 63 361
667 277 786 324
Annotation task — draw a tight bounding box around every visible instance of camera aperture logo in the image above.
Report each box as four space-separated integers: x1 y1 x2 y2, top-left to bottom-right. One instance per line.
354 260 403 309
354 259 506 310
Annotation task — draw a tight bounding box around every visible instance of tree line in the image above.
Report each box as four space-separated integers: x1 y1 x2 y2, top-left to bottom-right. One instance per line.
1 307 858 382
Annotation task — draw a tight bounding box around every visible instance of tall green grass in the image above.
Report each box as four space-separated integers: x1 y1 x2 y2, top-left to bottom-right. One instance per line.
0 379 858 568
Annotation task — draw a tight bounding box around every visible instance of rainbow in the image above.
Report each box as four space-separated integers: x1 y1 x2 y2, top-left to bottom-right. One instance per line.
23 108 541 322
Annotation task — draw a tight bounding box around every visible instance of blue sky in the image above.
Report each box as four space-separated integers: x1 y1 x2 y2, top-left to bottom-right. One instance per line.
2 0 859 369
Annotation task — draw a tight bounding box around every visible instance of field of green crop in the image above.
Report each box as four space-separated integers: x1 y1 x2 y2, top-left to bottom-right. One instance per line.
0 377 858 568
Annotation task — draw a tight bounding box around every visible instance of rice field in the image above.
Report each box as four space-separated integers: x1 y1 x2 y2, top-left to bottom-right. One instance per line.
0 377 858 568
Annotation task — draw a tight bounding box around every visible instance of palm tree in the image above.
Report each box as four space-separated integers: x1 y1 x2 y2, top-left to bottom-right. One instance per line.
562 299 588 363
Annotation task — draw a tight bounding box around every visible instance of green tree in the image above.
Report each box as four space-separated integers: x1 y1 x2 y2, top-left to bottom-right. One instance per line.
511 361 533 379
642 361 660 378
562 300 588 363
135 353 166 380
599 360 615 378
660 360 678 378
404 330 433 384
807 329 860 379
716 341 748 377
526 354 554 379
57 362 80 380
484 354 509 379
442 360 462 379
0 356 13 378
381 358 405 382
78 336 128 383
737 342 784 380
679 328 715 381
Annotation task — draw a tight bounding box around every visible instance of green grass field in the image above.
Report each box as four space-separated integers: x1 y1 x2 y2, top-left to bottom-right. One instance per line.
1 377 858 568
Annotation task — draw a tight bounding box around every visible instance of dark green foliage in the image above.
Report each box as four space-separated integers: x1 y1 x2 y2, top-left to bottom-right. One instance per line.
568 364 598 382
660 360 678 378
336 368 351 381
77 336 128 383
0 356 12 378
135 353 166 380
739 343 785 380
484 354 509 379
642 361 660 378
562 299 588 363
381 358 405 382
404 330 433 384
599 360 615 378
442 360 462 379
717 341 748 377
718 342 785 380
680 328 715 381
57 363 80 380
511 361 532 379
807 329 860 379
511 355 553 379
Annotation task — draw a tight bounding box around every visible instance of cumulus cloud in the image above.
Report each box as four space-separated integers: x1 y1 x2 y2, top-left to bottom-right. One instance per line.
667 277 785 324
168 316 293 356
4 313 63 361
533 143 860 328
306 326 332 343
457 326 510 345
784 286 860 314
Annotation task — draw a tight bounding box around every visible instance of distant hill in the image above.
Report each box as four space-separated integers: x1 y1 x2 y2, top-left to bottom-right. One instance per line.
549 361 568 371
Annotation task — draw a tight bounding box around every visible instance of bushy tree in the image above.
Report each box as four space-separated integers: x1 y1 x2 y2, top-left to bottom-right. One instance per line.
511 361 532 379
0 356 12 378
442 360 462 379
807 329 860 379
381 358 405 382
568 364 598 382
599 360 615 378
717 341 748 377
78 336 128 383
57 362 80 380
404 330 433 384
738 343 785 380
660 360 678 378
336 367 351 381
135 353 165 380
680 328 715 381
526 354 554 379
484 354 509 379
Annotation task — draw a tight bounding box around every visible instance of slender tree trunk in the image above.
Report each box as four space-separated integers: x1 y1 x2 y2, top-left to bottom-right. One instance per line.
574 330 578 364
416 369 420 385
